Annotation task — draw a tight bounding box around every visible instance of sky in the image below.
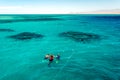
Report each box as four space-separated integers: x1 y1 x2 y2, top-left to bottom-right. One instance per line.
0 0 120 14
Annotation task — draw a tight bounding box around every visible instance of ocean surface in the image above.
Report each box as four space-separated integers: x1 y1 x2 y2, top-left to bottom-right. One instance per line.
0 14 120 80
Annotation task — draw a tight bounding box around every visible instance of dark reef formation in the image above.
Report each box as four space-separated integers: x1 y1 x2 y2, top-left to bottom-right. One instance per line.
59 31 101 43
0 29 15 32
0 16 63 24
94 15 120 20
8 32 44 40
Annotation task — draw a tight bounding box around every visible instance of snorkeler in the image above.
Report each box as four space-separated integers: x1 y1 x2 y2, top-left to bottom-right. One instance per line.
48 55 54 66
56 54 60 63
44 54 50 59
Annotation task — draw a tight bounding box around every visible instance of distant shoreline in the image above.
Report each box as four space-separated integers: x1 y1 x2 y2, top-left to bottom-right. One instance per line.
70 9 120 14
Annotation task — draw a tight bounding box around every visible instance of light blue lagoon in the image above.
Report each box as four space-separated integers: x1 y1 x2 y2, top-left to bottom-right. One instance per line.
0 14 120 80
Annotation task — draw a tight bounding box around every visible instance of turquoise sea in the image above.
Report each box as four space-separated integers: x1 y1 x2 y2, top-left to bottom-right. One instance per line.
0 14 120 80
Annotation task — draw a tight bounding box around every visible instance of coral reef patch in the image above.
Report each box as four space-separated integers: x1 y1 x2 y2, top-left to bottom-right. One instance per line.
59 31 101 43
8 32 44 40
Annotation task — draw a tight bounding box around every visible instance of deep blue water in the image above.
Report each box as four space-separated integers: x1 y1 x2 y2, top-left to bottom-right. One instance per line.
0 14 120 80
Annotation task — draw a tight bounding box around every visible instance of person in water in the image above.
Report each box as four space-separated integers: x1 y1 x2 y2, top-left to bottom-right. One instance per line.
48 55 54 66
56 54 60 63
44 54 50 59
56 54 60 60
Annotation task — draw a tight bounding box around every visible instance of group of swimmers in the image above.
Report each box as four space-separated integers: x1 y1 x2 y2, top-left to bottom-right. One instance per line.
44 54 60 66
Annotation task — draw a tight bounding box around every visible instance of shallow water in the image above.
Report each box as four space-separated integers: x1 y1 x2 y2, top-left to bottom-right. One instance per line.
0 14 120 80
